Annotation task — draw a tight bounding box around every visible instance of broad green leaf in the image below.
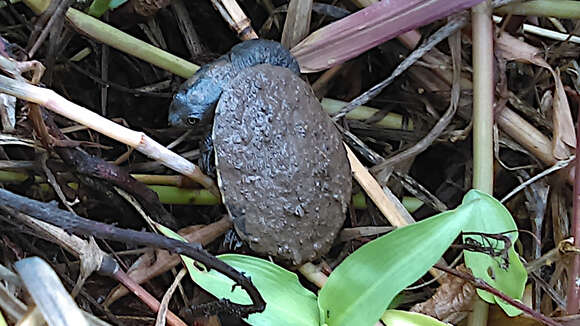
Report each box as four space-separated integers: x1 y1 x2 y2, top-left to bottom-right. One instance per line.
461 191 527 316
318 208 465 326
156 224 319 326
86 0 127 17
86 0 111 17
381 310 450 326
318 189 527 326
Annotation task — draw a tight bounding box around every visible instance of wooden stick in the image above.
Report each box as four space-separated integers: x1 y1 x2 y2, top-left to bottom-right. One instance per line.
345 145 414 227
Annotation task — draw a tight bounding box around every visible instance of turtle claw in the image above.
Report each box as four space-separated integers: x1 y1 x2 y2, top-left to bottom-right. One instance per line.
200 131 216 177
224 229 244 250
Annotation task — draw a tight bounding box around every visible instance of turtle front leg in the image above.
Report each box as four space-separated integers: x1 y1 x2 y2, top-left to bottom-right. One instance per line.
200 131 216 178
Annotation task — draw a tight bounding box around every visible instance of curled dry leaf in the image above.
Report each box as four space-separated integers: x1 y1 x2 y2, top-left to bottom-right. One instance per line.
410 265 476 324
495 30 575 160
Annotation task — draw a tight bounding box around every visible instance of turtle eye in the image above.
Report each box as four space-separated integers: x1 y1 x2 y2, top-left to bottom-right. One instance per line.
186 116 200 126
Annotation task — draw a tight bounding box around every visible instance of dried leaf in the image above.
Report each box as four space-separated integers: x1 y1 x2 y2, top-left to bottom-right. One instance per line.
410 265 476 324
495 31 575 159
552 68 575 158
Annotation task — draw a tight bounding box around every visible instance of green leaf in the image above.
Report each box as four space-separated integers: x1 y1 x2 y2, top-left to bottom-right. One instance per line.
155 189 526 325
86 0 127 17
156 224 319 326
318 208 465 326
318 189 527 326
381 310 450 326
461 191 527 316
86 0 111 17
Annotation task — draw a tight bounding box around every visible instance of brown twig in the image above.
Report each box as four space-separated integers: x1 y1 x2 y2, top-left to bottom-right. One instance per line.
0 188 266 317
112 268 188 326
39 108 178 227
433 264 563 326
105 216 232 306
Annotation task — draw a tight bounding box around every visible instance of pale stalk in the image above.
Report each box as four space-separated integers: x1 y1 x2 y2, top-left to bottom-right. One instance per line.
65 7 198 78
468 1 494 325
495 0 580 19
210 0 258 40
471 0 495 194
281 0 312 48
0 75 219 196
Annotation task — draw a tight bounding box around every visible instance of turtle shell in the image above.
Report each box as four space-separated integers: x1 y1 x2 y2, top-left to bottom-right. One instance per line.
213 64 352 265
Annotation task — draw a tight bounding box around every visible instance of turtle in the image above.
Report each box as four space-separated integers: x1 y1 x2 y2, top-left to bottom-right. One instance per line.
168 39 352 265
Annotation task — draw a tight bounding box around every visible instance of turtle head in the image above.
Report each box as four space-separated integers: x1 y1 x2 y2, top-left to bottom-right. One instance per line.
169 40 300 128
169 74 220 128
169 58 234 128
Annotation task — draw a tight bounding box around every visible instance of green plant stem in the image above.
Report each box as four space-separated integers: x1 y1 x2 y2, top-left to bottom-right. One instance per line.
65 8 198 79
0 169 395 209
471 0 494 195
0 170 41 183
402 196 423 213
322 98 412 130
148 185 218 205
495 0 580 19
469 1 494 326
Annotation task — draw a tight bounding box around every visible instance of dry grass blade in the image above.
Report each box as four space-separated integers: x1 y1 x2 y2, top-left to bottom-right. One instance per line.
155 268 188 326
495 30 576 160
210 0 258 40
290 0 484 72
14 257 89 326
332 14 467 121
281 0 312 48
171 0 206 58
346 145 414 227
6 209 107 297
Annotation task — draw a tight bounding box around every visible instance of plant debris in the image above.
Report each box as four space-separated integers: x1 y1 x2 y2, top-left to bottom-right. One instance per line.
1 0 580 325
